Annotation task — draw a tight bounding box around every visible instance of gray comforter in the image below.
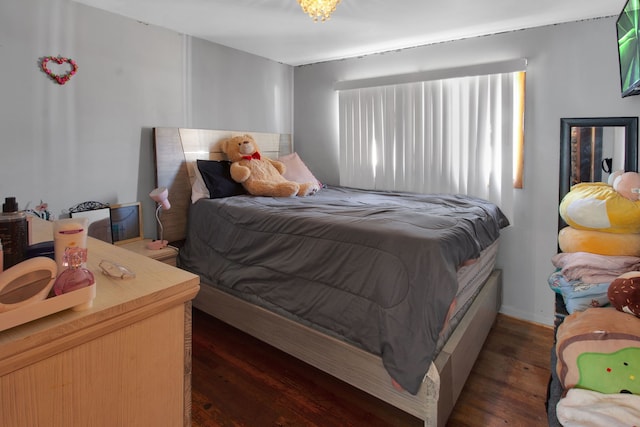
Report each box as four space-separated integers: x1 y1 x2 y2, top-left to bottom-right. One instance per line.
179 186 509 394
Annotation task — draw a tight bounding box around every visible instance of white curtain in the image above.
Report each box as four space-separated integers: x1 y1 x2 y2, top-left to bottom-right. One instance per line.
338 71 524 219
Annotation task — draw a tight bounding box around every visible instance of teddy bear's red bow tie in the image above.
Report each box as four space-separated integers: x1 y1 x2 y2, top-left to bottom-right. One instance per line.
242 152 261 161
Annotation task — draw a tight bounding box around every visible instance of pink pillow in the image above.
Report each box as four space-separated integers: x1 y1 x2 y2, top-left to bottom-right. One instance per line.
278 152 321 187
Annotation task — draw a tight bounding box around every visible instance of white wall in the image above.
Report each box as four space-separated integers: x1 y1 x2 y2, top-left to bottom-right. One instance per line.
293 18 640 326
0 0 293 238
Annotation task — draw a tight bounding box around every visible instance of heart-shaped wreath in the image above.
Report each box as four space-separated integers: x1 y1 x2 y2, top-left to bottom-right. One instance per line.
41 56 78 85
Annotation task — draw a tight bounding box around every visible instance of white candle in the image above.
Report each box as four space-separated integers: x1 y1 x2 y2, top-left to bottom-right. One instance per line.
53 218 88 274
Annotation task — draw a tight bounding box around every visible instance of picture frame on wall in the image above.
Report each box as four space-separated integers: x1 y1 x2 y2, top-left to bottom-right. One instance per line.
110 202 143 245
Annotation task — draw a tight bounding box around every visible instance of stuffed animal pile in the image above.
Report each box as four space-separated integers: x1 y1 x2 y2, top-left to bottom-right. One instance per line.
221 134 318 197
551 171 640 315
551 172 640 424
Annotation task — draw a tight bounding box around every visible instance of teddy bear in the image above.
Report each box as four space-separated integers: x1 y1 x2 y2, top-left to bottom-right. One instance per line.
221 134 317 197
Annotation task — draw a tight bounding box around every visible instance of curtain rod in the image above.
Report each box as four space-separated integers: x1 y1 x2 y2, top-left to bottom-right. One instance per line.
334 58 527 91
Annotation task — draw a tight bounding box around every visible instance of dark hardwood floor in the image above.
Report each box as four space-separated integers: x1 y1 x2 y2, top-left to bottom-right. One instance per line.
191 309 554 427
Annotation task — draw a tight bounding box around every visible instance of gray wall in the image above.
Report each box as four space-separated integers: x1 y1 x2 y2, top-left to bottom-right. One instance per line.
0 0 293 238
293 17 640 325
3 0 638 326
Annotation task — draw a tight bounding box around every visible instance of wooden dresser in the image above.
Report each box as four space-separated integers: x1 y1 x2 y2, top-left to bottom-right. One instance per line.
0 218 200 426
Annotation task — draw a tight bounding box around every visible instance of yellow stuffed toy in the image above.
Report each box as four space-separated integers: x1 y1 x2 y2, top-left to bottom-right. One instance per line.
558 226 640 257
559 179 640 234
221 134 318 197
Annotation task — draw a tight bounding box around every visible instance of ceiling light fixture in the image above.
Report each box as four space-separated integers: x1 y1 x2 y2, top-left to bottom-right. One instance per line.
297 0 341 22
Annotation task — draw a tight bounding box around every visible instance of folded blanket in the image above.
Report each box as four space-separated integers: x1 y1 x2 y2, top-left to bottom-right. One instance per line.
557 388 640 427
547 270 610 313
551 252 640 284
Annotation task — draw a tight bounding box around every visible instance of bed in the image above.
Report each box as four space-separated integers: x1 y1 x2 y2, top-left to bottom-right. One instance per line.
153 127 508 426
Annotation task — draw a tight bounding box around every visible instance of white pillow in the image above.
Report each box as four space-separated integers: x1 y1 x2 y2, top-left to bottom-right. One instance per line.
191 163 210 203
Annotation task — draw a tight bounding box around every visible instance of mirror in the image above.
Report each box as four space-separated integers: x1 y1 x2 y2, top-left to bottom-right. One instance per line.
70 205 113 244
111 202 143 245
559 117 638 230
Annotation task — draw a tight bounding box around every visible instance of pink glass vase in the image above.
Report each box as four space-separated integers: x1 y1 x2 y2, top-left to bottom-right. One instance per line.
53 247 95 295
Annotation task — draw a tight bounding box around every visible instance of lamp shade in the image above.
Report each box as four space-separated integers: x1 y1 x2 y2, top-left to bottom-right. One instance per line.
149 187 170 210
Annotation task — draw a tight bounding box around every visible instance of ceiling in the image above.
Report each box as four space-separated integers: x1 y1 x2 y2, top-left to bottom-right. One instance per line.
73 0 622 66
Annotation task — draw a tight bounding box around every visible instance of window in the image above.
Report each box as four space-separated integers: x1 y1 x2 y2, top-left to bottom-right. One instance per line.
337 61 525 219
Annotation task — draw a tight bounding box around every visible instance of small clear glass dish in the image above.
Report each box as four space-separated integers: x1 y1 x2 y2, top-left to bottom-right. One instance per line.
99 260 136 280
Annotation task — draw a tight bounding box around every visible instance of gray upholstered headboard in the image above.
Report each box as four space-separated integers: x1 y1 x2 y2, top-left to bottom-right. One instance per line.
153 127 292 243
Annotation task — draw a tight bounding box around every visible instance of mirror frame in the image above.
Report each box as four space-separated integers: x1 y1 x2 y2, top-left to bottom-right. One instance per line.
559 117 638 203
558 116 638 234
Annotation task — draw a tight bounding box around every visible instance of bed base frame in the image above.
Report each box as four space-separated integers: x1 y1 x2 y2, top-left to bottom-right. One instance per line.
194 271 501 426
153 127 502 427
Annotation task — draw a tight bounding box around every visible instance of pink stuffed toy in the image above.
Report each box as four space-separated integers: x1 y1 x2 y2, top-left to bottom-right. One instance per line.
613 171 640 200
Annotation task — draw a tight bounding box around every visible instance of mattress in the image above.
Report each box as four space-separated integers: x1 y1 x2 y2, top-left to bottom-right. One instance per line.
179 185 508 394
436 239 500 351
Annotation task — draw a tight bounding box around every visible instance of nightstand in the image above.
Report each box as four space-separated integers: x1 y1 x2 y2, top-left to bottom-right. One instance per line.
119 238 179 266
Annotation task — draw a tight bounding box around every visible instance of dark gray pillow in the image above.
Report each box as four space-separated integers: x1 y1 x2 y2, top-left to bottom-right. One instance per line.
197 159 246 199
